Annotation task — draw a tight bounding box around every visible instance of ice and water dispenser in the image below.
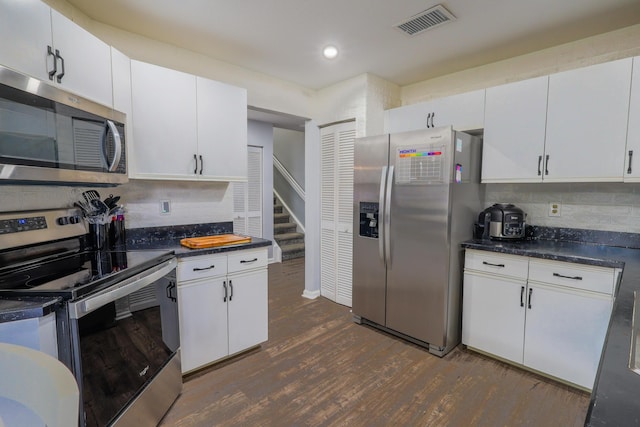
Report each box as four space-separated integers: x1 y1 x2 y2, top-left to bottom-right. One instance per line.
359 202 379 238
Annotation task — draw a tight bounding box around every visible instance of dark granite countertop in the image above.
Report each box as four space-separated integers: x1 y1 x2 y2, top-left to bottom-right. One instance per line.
461 237 640 426
128 236 272 258
125 221 272 259
0 297 61 323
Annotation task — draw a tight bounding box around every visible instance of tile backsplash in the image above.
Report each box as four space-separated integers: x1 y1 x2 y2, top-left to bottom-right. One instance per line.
485 183 640 232
3 181 640 233
0 180 233 229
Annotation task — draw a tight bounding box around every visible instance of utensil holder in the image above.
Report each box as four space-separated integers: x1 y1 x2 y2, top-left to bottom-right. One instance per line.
89 223 109 251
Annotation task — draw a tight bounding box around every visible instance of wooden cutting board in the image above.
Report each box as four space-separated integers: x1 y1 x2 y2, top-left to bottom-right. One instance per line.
180 234 252 249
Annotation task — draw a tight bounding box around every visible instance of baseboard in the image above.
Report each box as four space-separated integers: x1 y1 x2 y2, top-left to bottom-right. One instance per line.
301 289 320 300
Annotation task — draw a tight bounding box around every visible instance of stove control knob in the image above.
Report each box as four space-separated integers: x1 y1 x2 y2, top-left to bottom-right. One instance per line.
57 217 69 226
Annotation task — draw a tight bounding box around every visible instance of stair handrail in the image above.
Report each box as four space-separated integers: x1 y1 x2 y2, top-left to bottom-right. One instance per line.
273 155 305 201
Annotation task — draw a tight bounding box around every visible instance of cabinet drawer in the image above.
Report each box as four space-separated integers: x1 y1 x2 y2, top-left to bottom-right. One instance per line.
228 249 268 274
464 249 529 279
528 259 615 295
177 254 228 282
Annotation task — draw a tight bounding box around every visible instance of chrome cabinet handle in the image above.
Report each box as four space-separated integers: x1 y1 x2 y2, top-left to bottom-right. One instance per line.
193 154 198 174
47 46 57 81
430 112 435 128
628 150 634 175
520 286 525 307
426 113 432 128
193 265 215 271
199 154 203 175
55 49 65 83
553 272 582 280
528 288 533 309
229 280 233 301
104 120 123 172
240 258 258 264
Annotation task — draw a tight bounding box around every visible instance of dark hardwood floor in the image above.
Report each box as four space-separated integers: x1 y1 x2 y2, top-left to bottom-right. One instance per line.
160 257 589 426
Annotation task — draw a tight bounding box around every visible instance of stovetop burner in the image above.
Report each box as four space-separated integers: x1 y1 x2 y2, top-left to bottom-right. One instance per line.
0 208 174 301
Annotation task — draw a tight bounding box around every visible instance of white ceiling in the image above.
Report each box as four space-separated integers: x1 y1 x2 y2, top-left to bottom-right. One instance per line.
66 0 640 91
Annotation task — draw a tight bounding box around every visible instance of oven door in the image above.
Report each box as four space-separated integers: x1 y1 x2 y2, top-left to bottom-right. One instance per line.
68 257 181 427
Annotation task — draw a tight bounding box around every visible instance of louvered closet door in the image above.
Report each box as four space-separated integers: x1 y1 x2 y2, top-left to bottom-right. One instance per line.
233 146 263 237
320 122 355 307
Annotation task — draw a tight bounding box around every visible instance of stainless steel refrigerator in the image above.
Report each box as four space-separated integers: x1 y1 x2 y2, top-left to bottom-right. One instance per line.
352 126 483 356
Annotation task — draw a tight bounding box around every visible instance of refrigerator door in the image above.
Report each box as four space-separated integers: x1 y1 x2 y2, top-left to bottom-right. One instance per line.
385 127 453 345
352 134 389 325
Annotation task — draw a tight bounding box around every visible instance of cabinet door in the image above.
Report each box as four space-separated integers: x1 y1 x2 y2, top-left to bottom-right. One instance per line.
462 271 526 364
523 283 612 389
0 0 52 82
545 58 632 182
196 77 247 181
625 56 640 182
177 277 228 373
431 89 485 131
482 77 548 183
131 60 198 179
384 90 484 134
50 9 113 106
227 269 268 355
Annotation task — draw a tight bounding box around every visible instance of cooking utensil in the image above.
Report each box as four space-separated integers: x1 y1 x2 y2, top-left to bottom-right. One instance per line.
103 194 120 209
82 190 101 205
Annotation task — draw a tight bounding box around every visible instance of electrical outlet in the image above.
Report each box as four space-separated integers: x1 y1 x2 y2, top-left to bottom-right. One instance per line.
548 202 561 217
160 200 171 215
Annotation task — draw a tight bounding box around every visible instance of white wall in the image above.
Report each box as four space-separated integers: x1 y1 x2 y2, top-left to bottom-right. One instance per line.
273 128 305 187
401 24 640 104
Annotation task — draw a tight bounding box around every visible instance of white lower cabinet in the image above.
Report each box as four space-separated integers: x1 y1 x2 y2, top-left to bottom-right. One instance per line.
177 248 268 374
462 249 617 390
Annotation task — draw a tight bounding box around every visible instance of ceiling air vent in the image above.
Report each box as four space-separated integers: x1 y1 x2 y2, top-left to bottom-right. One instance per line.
394 5 456 36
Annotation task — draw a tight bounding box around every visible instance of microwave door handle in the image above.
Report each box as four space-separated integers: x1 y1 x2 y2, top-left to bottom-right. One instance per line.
104 120 123 172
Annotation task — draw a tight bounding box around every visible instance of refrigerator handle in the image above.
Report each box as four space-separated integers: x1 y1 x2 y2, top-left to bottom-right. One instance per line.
384 165 394 267
378 166 387 265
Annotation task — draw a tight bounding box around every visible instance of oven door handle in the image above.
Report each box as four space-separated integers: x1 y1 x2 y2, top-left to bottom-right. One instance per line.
68 257 177 319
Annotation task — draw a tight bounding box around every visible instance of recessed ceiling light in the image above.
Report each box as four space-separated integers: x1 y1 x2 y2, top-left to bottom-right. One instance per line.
323 45 338 59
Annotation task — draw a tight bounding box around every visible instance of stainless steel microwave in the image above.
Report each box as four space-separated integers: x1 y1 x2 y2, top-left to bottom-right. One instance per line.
0 65 127 185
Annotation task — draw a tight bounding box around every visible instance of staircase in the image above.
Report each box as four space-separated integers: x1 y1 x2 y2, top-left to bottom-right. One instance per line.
273 195 305 260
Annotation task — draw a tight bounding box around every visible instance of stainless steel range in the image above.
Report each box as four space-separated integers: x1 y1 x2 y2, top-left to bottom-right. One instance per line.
0 208 181 426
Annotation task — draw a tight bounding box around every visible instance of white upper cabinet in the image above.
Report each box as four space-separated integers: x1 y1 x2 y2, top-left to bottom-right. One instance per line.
130 60 198 179
196 77 247 181
0 0 52 82
49 10 113 107
130 60 248 181
624 56 640 182
384 89 485 134
483 59 633 183
482 76 549 183
0 1 113 107
544 58 632 182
